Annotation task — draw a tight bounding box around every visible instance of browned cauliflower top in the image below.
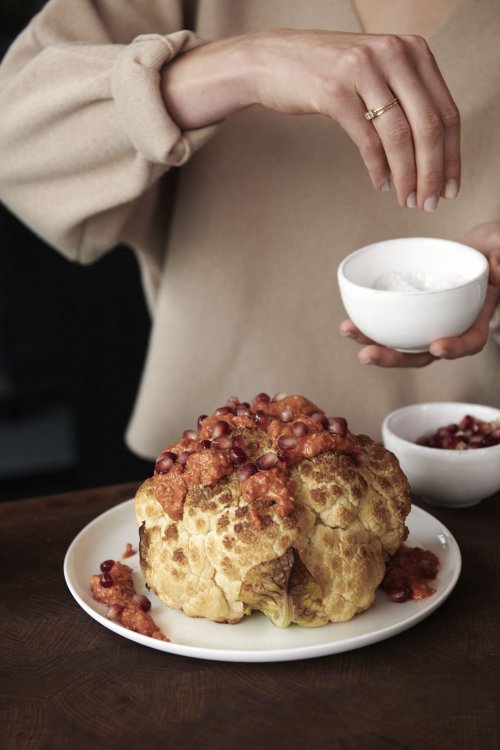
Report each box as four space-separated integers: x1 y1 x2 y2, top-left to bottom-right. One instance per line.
135 393 411 627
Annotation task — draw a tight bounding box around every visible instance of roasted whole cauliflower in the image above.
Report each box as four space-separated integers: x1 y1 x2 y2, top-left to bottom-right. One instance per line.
135 394 411 627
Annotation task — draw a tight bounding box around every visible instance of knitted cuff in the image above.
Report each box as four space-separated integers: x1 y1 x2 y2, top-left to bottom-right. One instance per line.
112 31 218 166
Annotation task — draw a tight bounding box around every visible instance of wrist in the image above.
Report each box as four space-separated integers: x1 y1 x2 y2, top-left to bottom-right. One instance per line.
160 33 262 129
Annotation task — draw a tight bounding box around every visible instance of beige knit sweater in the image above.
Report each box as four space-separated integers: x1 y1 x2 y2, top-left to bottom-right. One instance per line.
1 0 499 459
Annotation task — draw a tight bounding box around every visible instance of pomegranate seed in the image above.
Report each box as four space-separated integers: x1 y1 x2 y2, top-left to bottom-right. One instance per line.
273 392 288 402
292 421 308 437
238 463 257 482
227 396 240 408
106 604 124 620
228 446 246 464
328 416 348 436
215 406 235 416
235 404 251 416
253 410 270 428
196 439 212 451
277 434 298 451
417 415 500 450
421 560 438 578
459 415 474 430
155 451 177 474
176 450 191 465
389 587 410 603
100 559 114 573
280 408 293 422
155 456 174 474
132 594 151 612
212 436 232 451
100 573 114 588
350 450 369 466
183 429 198 441
253 392 270 403
256 452 278 470
277 448 295 464
469 435 484 448
232 435 246 450
197 414 208 428
212 420 231 438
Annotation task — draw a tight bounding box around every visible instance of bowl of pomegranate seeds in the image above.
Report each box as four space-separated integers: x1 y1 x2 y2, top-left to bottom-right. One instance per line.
382 402 500 507
337 237 488 352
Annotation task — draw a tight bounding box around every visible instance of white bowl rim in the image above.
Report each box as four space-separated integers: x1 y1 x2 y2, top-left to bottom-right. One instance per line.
338 238 489 296
382 402 500 456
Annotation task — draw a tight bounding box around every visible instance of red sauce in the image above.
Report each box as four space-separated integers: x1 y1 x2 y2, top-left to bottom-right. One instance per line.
122 542 136 559
90 561 168 641
198 414 255 438
184 449 234 486
267 415 359 464
153 394 363 527
381 544 439 602
240 466 295 521
155 464 188 521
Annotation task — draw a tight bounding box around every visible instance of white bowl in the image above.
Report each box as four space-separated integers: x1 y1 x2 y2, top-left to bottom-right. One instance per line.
382 402 500 507
337 237 488 352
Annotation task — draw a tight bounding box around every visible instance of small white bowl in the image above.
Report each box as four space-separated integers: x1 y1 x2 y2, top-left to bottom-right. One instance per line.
382 402 500 507
337 237 488 352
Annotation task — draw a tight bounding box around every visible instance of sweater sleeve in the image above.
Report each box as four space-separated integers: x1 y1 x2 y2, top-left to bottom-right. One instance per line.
0 0 218 264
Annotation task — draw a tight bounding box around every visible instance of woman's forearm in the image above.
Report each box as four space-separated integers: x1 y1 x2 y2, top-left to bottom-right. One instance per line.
159 28 460 212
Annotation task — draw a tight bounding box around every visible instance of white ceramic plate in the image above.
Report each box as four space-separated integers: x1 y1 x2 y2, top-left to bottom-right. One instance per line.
64 500 461 662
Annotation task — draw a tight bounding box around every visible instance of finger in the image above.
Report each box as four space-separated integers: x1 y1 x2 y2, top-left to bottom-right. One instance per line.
488 248 500 286
403 35 461 201
377 41 448 209
338 319 376 344
340 320 437 366
358 344 436 368
360 35 458 210
333 92 392 191
356 68 417 208
354 35 446 209
429 286 499 359
366 93 417 208
429 329 486 360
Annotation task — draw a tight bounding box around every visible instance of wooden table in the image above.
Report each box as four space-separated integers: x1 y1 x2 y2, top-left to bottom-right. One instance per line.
1 482 499 749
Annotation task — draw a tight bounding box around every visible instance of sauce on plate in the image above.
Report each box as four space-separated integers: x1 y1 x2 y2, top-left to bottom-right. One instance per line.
381 544 439 602
90 559 168 641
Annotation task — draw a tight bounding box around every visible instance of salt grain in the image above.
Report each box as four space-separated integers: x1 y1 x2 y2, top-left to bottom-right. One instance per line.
373 270 466 292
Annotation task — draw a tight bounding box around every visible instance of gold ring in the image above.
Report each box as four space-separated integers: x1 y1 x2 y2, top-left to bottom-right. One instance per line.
364 97 399 121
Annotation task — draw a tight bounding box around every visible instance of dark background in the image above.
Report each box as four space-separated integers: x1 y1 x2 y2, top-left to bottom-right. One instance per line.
0 1 153 500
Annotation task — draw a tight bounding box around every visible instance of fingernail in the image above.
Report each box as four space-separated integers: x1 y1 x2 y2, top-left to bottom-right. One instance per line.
432 347 449 358
359 353 374 365
380 177 391 192
424 193 439 212
406 191 417 209
444 178 458 199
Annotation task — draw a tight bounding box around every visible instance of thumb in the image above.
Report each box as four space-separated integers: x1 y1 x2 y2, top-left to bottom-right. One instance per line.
488 247 500 286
